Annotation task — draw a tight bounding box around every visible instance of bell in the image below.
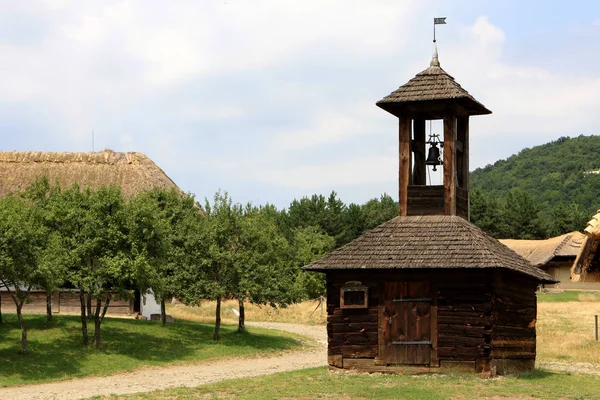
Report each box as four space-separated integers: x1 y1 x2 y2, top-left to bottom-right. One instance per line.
425 143 442 171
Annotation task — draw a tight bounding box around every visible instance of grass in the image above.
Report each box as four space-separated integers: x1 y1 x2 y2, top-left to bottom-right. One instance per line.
537 291 600 365
97 367 600 400
0 314 302 387
167 299 327 326
537 290 600 303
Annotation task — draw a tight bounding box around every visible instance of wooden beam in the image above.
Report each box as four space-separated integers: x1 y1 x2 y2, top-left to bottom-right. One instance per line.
412 119 426 185
399 115 411 216
457 116 470 218
443 109 456 215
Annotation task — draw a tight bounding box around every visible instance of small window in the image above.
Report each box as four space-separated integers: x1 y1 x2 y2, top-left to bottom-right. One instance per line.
340 281 368 309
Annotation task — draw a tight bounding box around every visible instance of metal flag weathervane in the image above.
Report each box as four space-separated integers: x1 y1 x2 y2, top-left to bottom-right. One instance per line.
433 17 446 42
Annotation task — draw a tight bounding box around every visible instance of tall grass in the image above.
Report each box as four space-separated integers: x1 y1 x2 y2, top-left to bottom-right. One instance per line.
537 291 600 365
167 299 327 326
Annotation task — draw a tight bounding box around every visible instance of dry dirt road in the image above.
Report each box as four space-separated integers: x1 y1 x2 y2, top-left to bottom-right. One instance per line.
0 322 327 400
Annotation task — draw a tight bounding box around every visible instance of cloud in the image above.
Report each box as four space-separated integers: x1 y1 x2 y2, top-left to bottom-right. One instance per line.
254 153 397 190
273 112 367 150
471 16 506 46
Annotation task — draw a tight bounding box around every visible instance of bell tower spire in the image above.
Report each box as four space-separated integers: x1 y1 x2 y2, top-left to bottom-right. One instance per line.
376 37 491 220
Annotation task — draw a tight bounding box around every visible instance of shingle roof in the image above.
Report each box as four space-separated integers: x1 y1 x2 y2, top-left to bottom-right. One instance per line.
376 53 491 117
304 215 556 283
0 150 179 198
500 231 585 267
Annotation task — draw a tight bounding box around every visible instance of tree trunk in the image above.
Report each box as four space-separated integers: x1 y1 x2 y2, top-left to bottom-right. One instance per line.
94 297 102 350
46 292 53 322
100 295 111 323
237 298 245 333
213 297 221 341
16 302 27 355
79 290 89 346
87 294 93 320
161 296 167 327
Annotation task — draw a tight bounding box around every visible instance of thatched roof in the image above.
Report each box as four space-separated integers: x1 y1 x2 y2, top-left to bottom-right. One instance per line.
0 150 180 198
376 47 491 117
500 232 585 267
304 215 556 283
572 211 600 280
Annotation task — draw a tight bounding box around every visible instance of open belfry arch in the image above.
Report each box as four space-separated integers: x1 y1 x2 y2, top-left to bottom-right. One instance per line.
304 37 556 375
377 43 490 219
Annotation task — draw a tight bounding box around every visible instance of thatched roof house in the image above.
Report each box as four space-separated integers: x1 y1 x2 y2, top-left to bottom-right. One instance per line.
572 211 600 285
0 149 182 319
500 232 585 289
0 149 179 198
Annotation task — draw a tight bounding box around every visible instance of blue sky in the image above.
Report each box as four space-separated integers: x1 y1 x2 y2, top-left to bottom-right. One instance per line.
1 0 599 208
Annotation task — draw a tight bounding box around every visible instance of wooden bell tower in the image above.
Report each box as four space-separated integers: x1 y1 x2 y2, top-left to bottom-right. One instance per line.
376 45 491 219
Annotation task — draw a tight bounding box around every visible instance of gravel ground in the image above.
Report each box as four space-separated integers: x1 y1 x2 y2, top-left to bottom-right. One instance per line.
0 322 327 400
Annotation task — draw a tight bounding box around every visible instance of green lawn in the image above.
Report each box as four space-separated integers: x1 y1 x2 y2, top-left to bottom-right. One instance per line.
537 290 600 303
98 366 600 400
0 314 302 387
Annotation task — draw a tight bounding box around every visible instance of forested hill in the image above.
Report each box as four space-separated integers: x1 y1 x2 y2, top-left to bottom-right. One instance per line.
470 135 600 239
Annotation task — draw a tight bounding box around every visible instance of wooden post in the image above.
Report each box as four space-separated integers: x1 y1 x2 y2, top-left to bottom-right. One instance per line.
457 116 469 219
412 119 426 185
443 108 456 215
595 315 598 341
399 115 411 216
430 281 439 367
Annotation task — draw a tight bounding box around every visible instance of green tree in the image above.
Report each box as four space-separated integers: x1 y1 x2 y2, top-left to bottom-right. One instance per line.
470 188 504 238
547 203 588 237
0 195 46 354
362 193 397 230
291 225 335 299
47 185 140 349
500 190 546 239
22 177 66 322
231 204 296 332
127 189 198 326
178 190 238 340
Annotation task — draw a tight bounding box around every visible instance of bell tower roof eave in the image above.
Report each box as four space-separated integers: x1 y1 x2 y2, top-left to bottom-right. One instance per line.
376 98 492 119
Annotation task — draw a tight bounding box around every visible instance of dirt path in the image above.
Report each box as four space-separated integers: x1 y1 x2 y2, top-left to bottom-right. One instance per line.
0 322 327 400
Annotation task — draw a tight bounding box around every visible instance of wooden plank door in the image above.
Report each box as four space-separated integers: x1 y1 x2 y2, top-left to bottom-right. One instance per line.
383 281 432 365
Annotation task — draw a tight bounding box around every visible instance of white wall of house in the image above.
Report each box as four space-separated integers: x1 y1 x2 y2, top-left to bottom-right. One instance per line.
140 290 161 319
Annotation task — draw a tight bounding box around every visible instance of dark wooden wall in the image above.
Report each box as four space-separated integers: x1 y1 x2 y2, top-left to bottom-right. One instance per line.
406 185 468 219
0 290 134 315
490 271 537 373
437 276 492 363
326 269 537 373
327 273 379 363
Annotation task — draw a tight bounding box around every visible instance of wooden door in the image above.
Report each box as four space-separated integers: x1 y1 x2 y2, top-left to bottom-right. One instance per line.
382 281 433 365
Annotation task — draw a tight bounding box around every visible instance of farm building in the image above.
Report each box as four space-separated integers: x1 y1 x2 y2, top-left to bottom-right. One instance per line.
0 149 180 318
572 211 600 285
501 232 588 290
304 45 556 375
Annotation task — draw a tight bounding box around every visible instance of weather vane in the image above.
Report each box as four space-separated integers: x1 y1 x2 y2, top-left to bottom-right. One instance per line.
433 17 446 43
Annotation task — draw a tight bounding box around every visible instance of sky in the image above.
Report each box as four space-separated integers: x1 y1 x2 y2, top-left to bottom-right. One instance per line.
1 0 599 209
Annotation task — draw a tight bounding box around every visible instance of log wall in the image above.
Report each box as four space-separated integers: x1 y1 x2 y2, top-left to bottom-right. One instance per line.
490 271 538 374
437 277 492 363
326 270 494 370
327 274 379 363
